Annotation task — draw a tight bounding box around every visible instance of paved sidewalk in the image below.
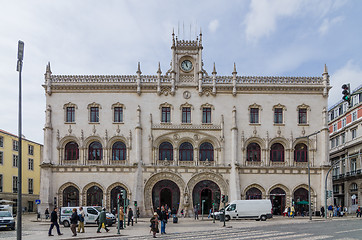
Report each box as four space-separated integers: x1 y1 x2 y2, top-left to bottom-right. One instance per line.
1 214 360 240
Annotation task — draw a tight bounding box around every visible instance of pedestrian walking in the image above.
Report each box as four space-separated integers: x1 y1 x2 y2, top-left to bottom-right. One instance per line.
96 208 110 233
356 206 361 217
194 205 199 220
283 207 288 217
128 207 134 226
287 206 291 217
159 206 168 234
77 206 85 233
118 206 124 229
48 207 63 236
70 208 79 237
320 206 325 218
150 212 159 238
328 205 333 218
45 208 50 219
291 206 295 218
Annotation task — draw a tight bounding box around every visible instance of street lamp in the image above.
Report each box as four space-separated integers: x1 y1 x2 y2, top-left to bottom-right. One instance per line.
296 131 320 221
16 40 24 240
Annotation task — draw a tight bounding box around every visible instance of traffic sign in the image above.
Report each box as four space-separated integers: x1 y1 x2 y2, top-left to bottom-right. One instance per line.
35 199 41 204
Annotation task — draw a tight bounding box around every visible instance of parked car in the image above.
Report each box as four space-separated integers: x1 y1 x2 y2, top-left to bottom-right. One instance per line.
224 200 273 221
211 208 225 220
60 206 116 227
0 211 15 230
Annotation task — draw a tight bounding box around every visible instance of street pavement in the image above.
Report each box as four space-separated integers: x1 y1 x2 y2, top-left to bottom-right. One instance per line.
1 214 362 240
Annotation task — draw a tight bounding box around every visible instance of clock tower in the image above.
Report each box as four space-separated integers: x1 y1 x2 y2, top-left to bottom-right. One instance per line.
169 30 206 87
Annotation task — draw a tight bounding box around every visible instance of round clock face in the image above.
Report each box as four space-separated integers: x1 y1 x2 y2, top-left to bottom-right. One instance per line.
181 60 193 72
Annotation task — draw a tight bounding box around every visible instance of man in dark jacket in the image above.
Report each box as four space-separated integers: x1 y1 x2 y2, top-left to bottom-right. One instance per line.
48 207 63 236
127 207 134 226
70 208 79 237
96 208 110 233
159 206 168 234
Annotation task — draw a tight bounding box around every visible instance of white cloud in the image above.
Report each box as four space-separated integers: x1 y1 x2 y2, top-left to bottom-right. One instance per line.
208 19 219 33
319 16 344 36
244 0 303 43
329 60 362 107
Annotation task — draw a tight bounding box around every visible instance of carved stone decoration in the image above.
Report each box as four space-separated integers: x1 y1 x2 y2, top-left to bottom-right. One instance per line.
58 182 81 209
68 125 72 134
193 134 199 141
144 172 186 215
277 127 281 137
266 131 269 141
183 91 191 99
248 103 263 111
105 130 108 141
128 130 132 149
92 125 97 135
253 127 257 136
56 129 60 142
116 125 120 134
302 127 306 136
45 104 52 128
173 134 180 141
81 130 84 142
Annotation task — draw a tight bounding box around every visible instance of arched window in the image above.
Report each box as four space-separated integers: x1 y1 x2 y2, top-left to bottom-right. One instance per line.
86 186 103 206
63 186 79 207
179 142 193 161
270 143 284 162
112 141 126 160
247 143 261 162
246 187 262 199
294 143 308 162
199 142 214 161
159 142 173 160
64 142 79 160
89 141 102 160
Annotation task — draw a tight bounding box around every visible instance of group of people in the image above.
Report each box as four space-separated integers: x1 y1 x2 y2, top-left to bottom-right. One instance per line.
327 205 349 217
283 206 296 218
48 206 139 237
150 205 178 238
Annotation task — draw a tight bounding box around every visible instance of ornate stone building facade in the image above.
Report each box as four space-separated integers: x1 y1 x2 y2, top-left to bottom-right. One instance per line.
40 33 331 217
328 85 362 212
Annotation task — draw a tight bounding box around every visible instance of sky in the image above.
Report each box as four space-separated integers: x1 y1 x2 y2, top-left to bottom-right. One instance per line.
1 0 362 144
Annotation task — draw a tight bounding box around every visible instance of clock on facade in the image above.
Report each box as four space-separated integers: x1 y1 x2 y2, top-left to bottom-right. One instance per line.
181 60 193 72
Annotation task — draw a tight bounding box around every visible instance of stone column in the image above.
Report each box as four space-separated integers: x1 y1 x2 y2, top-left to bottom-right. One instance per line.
134 106 144 215
39 105 54 215
230 107 241 201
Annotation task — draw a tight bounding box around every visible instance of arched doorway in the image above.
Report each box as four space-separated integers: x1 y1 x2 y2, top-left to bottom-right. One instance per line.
246 187 262 199
110 186 127 212
87 186 103 206
192 180 221 214
270 188 286 215
152 180 180 212
294 188 309 216
63 186 79 207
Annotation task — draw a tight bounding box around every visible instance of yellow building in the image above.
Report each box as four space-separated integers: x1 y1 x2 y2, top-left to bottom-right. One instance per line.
0 129 42 213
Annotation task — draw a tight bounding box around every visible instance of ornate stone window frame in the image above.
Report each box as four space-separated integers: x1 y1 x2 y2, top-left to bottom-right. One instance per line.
159 102 173 124
200 103 215 125
180 102 194 124
248 103 262 125
87 102 101 124
296 103 310 126
272 103 286 126
111 102 125 124
63 102 78 124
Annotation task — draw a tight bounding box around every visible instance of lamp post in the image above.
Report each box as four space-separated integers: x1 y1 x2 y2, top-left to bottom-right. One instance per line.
16 40 24 240
296 131 320 221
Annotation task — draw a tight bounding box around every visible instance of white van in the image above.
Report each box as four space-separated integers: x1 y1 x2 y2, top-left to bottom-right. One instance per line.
224 200 272 221
60 206 116 227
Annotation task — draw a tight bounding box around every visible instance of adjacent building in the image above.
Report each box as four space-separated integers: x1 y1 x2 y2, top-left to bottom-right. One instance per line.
0 129 42 214
40 32 331 217
328 85 362 212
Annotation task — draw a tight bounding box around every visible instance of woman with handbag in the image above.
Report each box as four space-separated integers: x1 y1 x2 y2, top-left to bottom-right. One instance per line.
150 212 159 238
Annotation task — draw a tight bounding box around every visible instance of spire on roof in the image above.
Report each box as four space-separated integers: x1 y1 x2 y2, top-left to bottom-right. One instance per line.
323 64 328 74
232 63 237 75
157 62 162 74
46 61 51 73
212 62 217 75
137 62 142 74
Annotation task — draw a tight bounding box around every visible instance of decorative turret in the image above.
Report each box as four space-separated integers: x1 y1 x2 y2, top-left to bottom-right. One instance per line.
212 63 217 95
136 62 141 95
322 64 330 97
232 63 237 96
44 62 52 95
157 62 161 95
